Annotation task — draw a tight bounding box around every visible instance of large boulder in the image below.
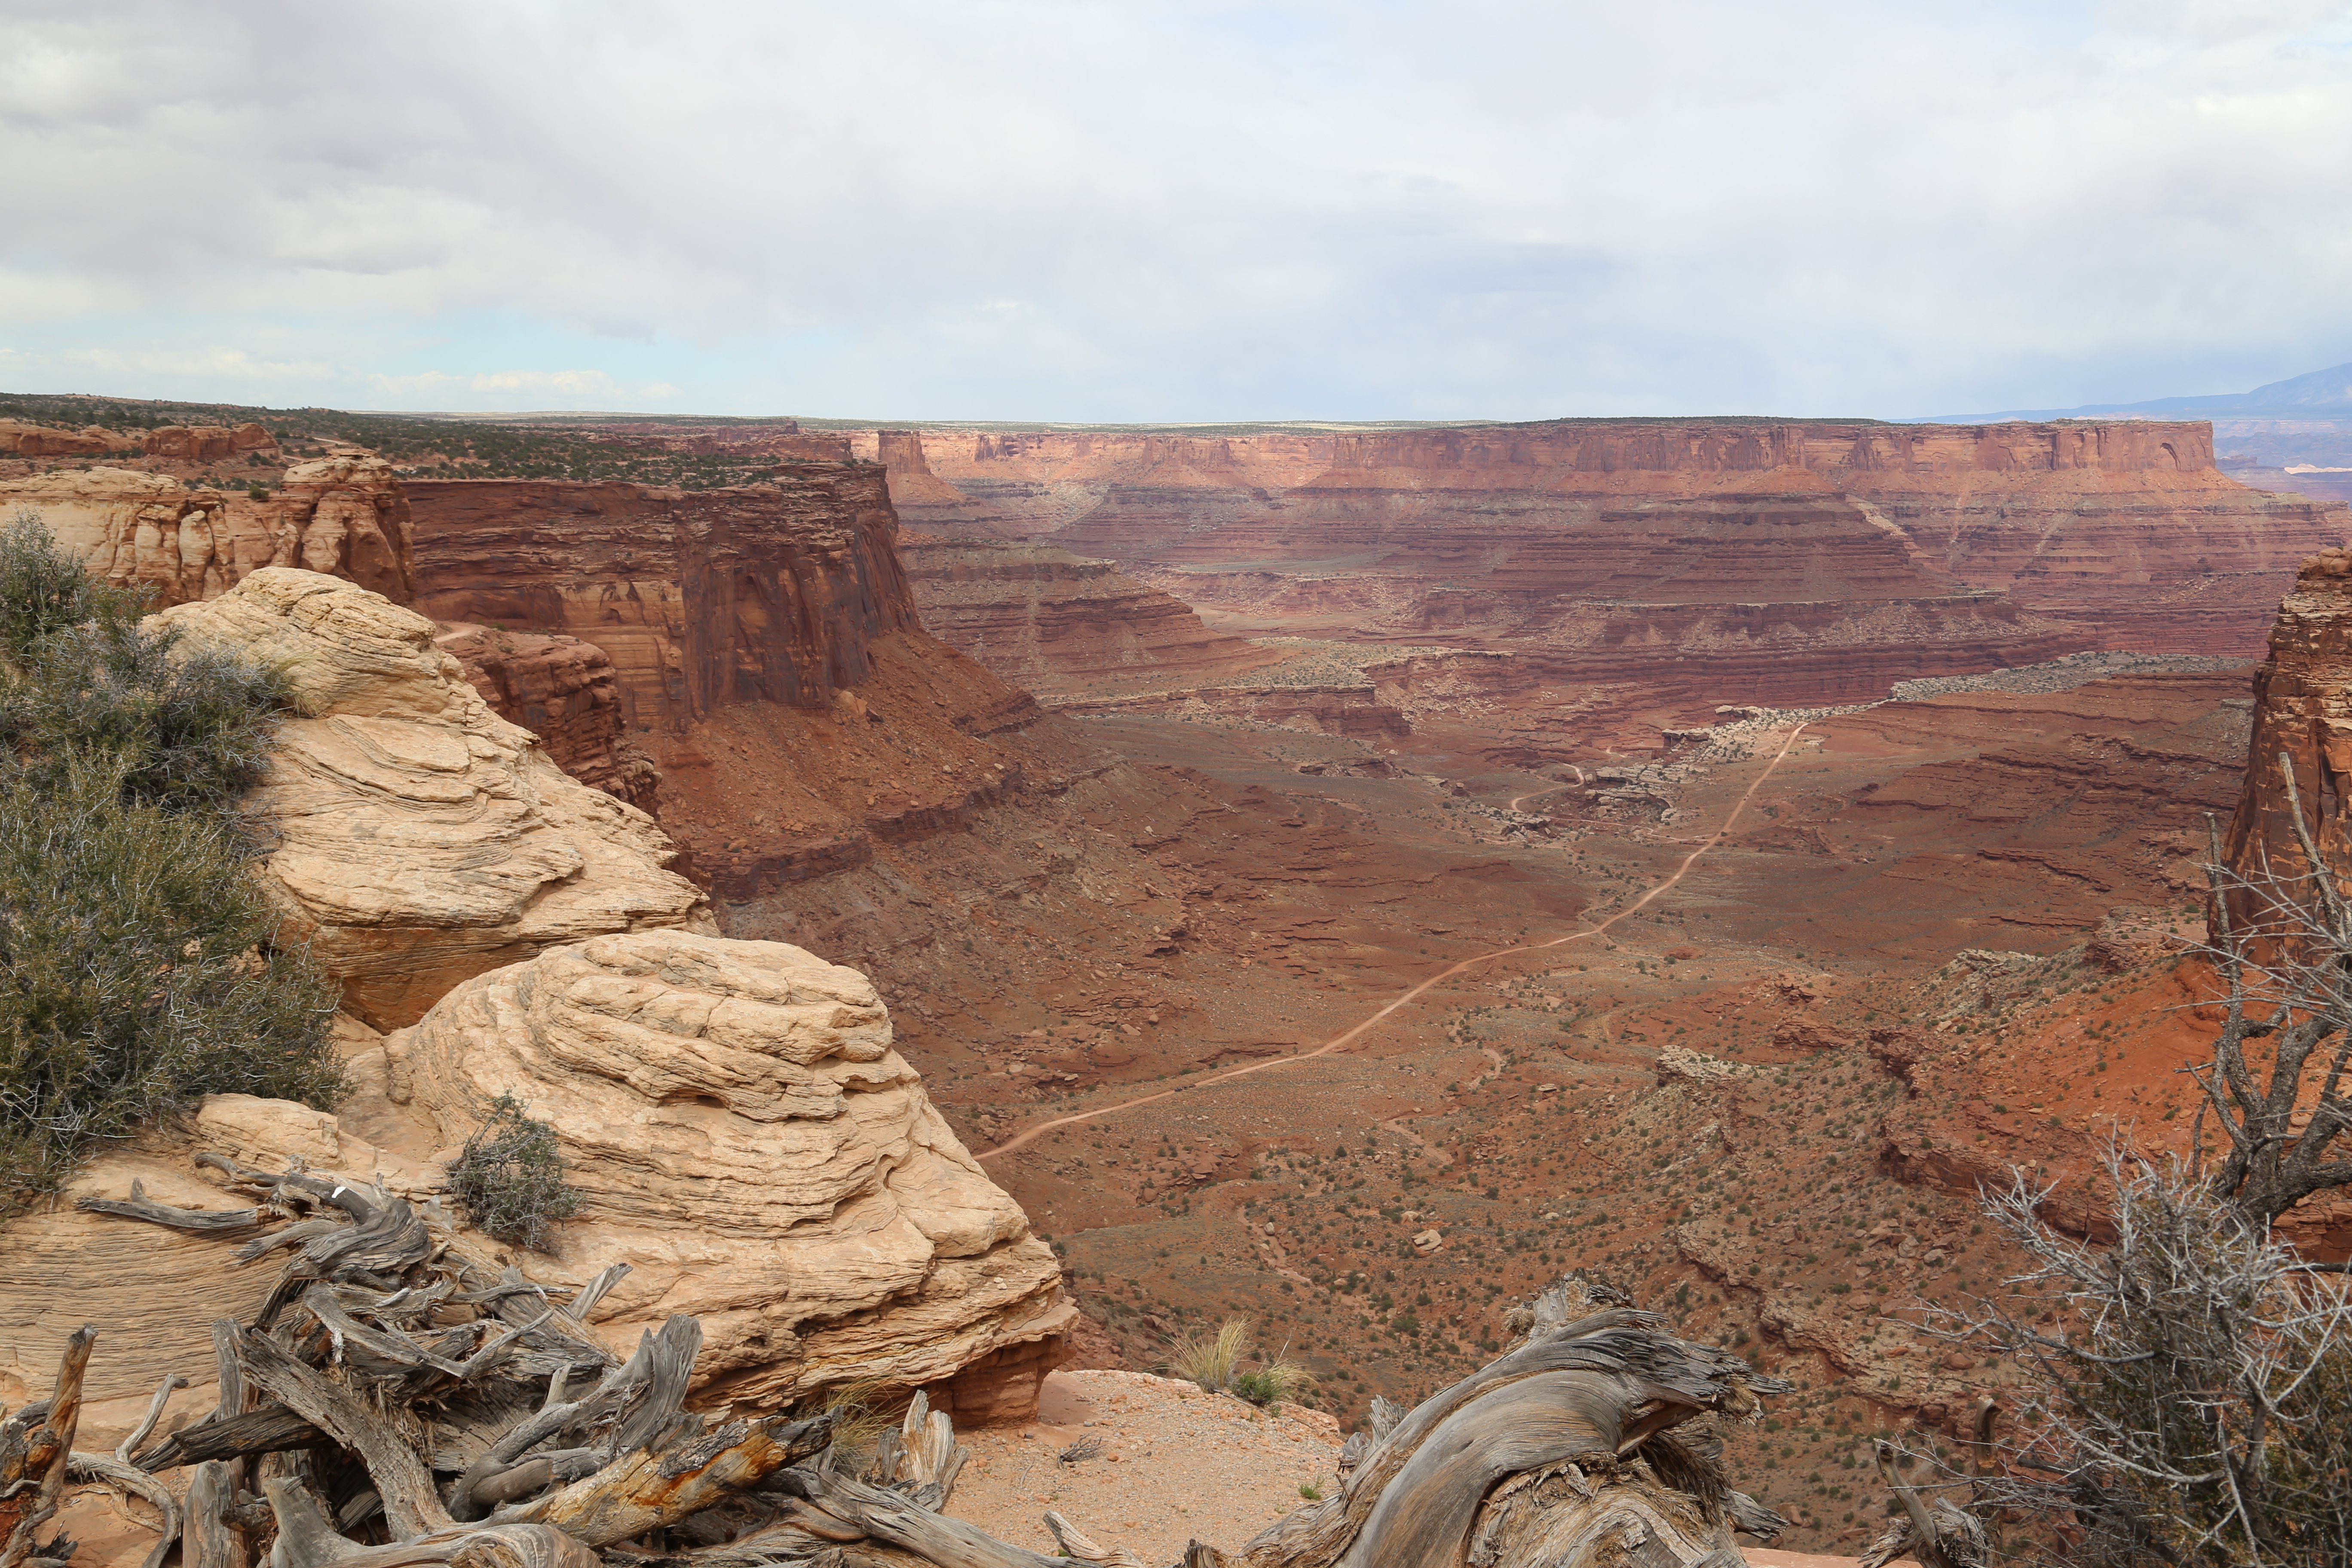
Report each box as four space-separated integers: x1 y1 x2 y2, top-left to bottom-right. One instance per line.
392 928 1074 1415
154 568 714 1027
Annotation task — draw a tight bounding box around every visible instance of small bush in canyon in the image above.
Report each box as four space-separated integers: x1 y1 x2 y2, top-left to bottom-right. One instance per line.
0 511 340 1212
444 1093 583 1250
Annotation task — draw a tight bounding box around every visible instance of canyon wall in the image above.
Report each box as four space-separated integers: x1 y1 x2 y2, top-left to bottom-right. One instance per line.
2 456 416 606
898 533 1290 702
404 467 917 729
879 420 2348 664
2216 546 2352 935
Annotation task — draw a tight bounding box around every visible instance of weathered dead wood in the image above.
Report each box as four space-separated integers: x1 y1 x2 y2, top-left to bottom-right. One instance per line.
1234 1285 1783 1568
763 1470 1066 1568
0 1324 96 1568
1041 1511 1145 1568
77 1181 264 1233
114 1374 191 1464
494 1413 832 1547
65 1451 181 1568
1862 1442 1984 1568
233 1324 453 1540
182 1461 242 1568
136 1403 326 1473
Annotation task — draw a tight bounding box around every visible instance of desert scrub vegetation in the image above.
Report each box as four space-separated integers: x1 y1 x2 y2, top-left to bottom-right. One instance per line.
0 511 340 1213
1167 1316 1315 1409
442 1093 582 1250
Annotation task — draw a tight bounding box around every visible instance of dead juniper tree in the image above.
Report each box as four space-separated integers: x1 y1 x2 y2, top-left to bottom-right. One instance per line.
1911 1152 2352 1567
2195 765 2352 1231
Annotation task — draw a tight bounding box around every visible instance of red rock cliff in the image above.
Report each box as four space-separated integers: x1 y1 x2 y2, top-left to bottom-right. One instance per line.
2217 547 2352 935
885 419 2347 658
403 464 918 731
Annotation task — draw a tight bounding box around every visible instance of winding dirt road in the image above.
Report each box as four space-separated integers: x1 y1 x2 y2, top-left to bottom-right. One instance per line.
975 725 1809 1161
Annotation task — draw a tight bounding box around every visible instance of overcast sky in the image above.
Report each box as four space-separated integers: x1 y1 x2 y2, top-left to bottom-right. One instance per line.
3 0 2349 421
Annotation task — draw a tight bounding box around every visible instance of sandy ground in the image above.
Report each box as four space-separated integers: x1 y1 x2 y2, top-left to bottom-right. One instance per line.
946 1370 1344 1565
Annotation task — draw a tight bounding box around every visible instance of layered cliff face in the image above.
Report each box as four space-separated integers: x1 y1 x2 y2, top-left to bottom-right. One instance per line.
882 420 2346 663
404 468 914 727
153 569 713 1028
2215 547 2352 934
898 533 1290 702
0 456 416 607
435 622 662 811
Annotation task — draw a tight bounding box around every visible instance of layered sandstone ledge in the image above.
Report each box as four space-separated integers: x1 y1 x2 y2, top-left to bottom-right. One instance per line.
155 569 712 1027
871 421 2348 659
899 533 1290 701
2 456 417 606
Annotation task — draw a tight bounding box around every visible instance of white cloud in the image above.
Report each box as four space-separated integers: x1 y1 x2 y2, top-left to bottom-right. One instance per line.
1 0 2349 416
365 368 625 401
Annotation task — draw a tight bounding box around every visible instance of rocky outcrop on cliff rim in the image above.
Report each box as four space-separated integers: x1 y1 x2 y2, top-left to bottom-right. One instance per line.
2 454 416 606
436 621 661 811
153 568 711 1027
389 927 1072 1412
2217 545 2352 934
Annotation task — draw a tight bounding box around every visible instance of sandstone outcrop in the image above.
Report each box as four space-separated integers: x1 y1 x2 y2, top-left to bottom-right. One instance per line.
138 421 277 461
390 929 1072 1412
899 534 1289 702
2216 546 2352 934
877 429 974 508
0 420 117 457
436 622 661 811
154 568 712 1027
1 455 416 607
884 418 2347 663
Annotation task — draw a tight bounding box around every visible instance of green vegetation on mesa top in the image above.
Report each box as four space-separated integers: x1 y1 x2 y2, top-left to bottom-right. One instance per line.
0 512 342 1211
0 391 846 490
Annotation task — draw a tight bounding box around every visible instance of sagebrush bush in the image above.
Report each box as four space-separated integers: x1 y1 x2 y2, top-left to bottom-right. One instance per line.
444 1094 583 1251
0 512 340 1212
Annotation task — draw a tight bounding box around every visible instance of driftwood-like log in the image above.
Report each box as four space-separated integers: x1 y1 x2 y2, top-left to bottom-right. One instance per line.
181 1461 242 1568
77 1182 263 1233
0 1324 96 1568
1234 1279 1784 1568
765 1470 1067 1568
135 1403 326 1472
233 1325 453 1539
496 1412 833 1547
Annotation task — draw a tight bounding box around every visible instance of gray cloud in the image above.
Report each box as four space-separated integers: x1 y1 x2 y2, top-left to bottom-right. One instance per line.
2 0 2349 417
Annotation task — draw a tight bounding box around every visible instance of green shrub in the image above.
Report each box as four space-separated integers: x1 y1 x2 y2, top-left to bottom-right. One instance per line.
444 1094 582 1250
0 512 340 1212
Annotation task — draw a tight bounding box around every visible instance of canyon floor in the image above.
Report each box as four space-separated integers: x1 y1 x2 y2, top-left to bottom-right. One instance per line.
902 652 2253 1559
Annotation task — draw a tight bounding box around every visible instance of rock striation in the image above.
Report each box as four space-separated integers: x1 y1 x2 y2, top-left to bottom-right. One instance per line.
898 533 1289 702
154 568 712 1027
2216 547 2352 934
435 622 662 811
403 469 915 729
1 456 416 607
138 422 277 462
882 419 2347 663
390 928 1073 1413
